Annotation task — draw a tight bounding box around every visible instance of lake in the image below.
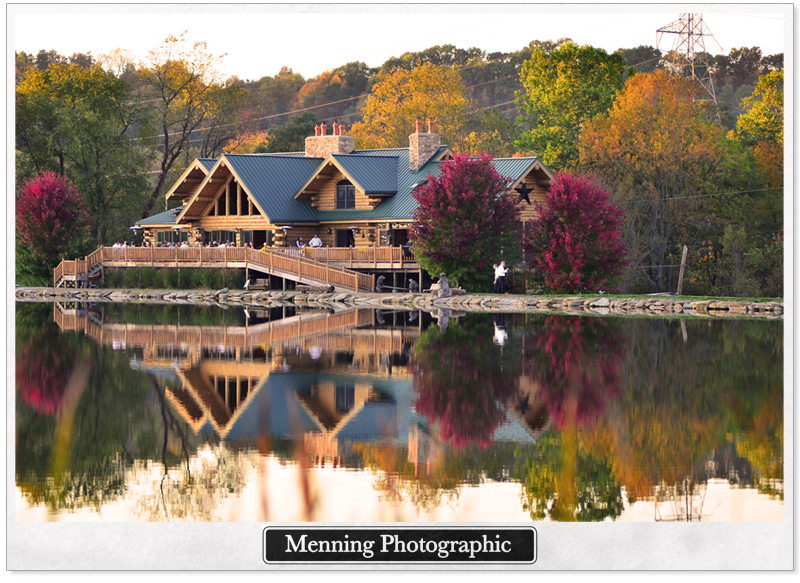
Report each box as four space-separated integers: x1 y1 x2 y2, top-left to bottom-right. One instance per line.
14 301 783 522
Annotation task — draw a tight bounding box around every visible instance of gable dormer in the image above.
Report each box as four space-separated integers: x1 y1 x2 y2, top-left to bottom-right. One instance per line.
295 148 399 211
165 158 217 202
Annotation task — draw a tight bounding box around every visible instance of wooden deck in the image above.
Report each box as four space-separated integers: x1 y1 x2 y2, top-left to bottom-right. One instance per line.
53 303 415 357
52 246 412 292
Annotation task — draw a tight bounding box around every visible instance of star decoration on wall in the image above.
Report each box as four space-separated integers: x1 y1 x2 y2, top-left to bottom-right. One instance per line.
515 183 533 204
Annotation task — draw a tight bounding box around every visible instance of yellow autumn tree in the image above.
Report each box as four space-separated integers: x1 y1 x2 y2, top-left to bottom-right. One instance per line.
351 62 472 151
223 130 270 154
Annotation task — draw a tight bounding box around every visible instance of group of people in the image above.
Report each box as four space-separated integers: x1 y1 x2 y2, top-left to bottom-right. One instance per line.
295 235 323 248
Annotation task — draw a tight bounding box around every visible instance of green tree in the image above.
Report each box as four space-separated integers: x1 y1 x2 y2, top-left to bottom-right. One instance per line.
614 45 662 76
259 111 319 153
137 31 234 217
16 62 151 245
515 42 626 171
247 66 306 131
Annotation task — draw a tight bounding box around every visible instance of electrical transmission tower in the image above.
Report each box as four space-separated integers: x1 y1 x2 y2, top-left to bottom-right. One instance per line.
656 13 722 104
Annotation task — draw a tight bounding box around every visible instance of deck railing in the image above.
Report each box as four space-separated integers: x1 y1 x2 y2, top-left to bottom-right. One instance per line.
54 246 380 292
275 246 413 267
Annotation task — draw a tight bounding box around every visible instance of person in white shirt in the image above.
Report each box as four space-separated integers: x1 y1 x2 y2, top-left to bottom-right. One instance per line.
309 234 322 248
494 261 508 293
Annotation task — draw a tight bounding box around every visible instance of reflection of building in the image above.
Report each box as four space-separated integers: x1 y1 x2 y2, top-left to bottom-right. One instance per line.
503 374 551 441
55 305 551 464
408 424 445 476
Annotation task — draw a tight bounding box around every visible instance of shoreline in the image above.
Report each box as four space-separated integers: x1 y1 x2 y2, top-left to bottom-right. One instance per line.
15 287 784 319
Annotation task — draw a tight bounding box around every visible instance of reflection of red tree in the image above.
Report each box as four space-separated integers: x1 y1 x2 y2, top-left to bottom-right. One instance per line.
528 316 627 429
412 319 519 448
16 333 74 416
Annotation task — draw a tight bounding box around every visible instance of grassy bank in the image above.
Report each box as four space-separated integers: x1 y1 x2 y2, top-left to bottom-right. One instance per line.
100 267 246 290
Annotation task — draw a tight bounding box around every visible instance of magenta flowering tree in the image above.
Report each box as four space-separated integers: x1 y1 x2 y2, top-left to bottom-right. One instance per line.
411 153 521 290
16 171 90 284
524 173 627 293
411 316 521 447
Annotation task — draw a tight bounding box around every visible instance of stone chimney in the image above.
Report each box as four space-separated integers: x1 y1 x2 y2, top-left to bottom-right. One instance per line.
409 119 441 171
305 121 355 157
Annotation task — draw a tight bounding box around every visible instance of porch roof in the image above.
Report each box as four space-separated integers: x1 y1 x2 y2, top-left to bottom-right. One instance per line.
135 205 184 227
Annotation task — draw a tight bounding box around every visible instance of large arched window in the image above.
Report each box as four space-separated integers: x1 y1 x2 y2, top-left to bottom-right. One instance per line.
336 180 356 209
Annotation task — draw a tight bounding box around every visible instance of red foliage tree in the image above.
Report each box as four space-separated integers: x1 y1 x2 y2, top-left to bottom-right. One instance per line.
16 171 89 281
411 153 521 290
524 173 627 293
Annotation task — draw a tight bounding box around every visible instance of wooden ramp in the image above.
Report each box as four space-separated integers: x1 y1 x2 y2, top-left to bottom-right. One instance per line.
54 246 375 292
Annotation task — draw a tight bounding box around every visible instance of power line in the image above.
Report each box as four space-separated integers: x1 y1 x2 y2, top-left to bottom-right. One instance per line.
618 186 783 202
130 70 526 143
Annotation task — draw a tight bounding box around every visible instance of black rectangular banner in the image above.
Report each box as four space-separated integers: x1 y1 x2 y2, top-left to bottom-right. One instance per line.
263 526 536 564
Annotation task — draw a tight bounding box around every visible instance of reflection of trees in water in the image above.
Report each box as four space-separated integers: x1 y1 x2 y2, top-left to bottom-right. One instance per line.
734 389 783 500
519 316 627 521
524 316 628 429
16 330 77 416
15 306 219 516
355 443 460 515
129 445 258 521
356 441 535 516
580 318 784 503
522 433 624 522
653 478 714 522
411 315 521 447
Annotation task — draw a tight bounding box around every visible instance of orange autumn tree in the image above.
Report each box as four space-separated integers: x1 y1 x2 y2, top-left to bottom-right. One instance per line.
351 62 472 151
578 70 729 293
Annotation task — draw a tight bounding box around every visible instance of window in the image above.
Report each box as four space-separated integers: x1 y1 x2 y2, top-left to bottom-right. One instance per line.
336 180 356 209
203 230 236 245
335 383 355 413
157 230 188 244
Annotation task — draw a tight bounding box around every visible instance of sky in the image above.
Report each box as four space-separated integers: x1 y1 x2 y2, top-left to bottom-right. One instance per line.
10 4 789 82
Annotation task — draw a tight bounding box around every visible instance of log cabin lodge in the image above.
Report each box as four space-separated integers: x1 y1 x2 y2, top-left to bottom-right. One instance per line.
55 121 552 291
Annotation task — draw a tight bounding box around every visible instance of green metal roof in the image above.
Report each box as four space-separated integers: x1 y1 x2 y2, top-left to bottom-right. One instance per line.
150 148 550 227
223 154 321 223
332 154 398 194
136 205 185 226
198 158 217 171
492 157 544 187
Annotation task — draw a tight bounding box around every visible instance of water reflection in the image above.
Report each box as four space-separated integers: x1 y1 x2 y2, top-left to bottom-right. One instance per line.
14 302 783 522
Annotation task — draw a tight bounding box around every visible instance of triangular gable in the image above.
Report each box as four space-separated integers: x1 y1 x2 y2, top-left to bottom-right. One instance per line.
492 157 554 191
331 154 398 195
165 158 217 201
224 154 320 223
431 146 455 163
176 155 271 223
291 157 347 201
